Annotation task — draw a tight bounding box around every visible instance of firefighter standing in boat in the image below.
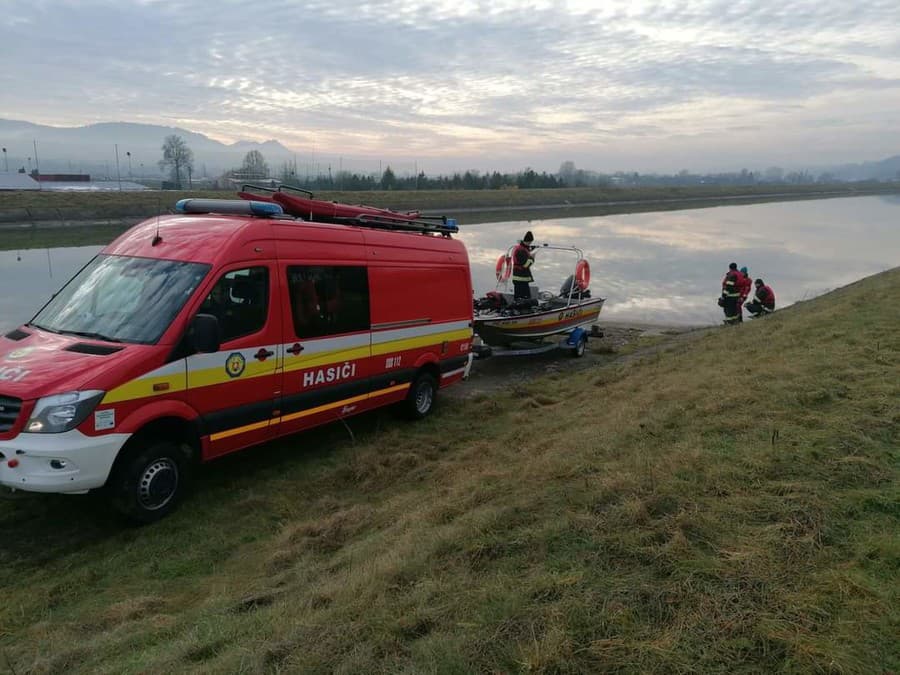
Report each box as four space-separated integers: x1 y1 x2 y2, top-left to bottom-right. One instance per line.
512 231 536 300
720 262 742 325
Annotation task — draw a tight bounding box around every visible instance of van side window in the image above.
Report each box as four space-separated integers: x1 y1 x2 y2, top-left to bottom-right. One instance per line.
287 266 369 338
199 267 269 343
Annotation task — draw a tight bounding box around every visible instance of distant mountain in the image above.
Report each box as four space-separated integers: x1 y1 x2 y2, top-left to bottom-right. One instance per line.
0 119 298 178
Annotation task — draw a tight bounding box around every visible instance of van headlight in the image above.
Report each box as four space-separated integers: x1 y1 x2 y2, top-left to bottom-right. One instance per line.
26 391 105 434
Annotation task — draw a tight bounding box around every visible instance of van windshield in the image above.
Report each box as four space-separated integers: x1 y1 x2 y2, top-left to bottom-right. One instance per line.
31 254 211 344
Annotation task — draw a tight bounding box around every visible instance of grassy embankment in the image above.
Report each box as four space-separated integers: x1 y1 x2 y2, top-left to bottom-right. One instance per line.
1 268 898 673
1 182 898 251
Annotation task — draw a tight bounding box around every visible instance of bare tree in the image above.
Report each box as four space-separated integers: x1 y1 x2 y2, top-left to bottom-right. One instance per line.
159 135 195 188
240 150 269 180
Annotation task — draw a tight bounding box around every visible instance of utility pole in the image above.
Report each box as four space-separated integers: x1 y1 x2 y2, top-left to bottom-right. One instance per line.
1 147 7 172
126 151 133 181
32 141 42 190
115 144 122 191
32 140 40 175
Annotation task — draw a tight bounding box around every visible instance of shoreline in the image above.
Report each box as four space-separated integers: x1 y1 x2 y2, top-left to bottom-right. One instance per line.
1 183 897 229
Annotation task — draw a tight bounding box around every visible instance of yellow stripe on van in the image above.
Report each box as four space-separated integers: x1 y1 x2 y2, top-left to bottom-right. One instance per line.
209 419 272 442
208 383 410 441
101 329 470 405
282 345 372 374
371 329 472 356
187 359 275 388
102 375 186 405
279 383 409 424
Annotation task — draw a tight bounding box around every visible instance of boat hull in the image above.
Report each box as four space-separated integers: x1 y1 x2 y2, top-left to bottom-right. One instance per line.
474 298 604 346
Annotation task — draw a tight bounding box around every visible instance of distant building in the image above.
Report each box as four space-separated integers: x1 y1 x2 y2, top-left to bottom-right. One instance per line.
35 173 91 182
0 173 41 190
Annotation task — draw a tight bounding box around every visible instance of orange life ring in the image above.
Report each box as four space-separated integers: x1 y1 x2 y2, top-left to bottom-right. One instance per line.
495 254 511 282
575 259 591 290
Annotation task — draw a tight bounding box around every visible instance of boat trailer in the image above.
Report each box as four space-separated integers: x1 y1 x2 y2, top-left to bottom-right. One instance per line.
472 324 603 359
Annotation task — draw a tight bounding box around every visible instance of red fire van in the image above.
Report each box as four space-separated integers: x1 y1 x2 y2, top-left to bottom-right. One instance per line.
0 199 473 521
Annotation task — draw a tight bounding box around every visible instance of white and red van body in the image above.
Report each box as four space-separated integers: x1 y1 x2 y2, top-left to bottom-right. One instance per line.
0 202 473 520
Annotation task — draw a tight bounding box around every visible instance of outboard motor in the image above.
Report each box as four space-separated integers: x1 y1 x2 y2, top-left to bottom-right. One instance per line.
560 275 591 299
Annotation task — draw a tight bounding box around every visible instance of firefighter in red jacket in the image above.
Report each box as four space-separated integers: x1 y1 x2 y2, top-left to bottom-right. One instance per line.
746 278 775 317
512 231 536 300
735 266 752 322
720 262 741 325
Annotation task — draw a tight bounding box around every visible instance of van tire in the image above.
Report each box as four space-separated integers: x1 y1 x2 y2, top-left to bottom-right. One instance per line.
401 372 438 420
108 439 191 524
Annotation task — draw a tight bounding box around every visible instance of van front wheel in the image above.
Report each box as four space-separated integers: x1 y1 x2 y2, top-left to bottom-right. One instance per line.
402 372 438 420
108 440 191 524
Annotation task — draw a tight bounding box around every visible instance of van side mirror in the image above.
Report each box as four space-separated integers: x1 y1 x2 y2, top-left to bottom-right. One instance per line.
190 313 221 353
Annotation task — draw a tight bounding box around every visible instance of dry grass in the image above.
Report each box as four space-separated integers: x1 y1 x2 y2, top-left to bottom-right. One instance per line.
1 268 898 673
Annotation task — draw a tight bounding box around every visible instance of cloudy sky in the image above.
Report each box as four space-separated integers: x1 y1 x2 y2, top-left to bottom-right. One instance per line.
2 0 898 173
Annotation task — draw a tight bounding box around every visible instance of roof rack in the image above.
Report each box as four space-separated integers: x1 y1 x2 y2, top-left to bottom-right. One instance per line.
277 184 314 198
239 183 277 195
337 213 459 236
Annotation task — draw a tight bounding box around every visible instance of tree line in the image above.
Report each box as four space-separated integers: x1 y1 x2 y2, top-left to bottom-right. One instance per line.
158 135 884 191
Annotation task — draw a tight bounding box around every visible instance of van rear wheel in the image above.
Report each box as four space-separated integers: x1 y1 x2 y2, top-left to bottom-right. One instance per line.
401 372 438 420
108 439 191 524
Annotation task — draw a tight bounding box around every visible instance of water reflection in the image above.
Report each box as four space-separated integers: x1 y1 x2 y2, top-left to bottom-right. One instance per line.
0 196 897 333
459 196 900 325
0 246 102 333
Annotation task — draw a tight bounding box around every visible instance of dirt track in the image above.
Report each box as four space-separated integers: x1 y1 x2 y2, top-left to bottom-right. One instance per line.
446 321 713 399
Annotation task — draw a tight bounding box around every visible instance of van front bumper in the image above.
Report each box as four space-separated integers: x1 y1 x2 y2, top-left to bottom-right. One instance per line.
0 430 129 494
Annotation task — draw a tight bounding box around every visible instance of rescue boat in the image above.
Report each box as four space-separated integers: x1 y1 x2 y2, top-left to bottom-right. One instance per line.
473 244 605 348
238 184 433 225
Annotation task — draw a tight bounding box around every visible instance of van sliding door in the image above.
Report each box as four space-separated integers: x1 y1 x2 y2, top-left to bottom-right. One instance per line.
277 264 373 436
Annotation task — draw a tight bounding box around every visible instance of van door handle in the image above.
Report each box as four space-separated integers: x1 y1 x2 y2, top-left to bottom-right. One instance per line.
254 348 274 361
286 343 304 356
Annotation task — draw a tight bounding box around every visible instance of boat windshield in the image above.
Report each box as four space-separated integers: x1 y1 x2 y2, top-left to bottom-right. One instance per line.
30 254 211 344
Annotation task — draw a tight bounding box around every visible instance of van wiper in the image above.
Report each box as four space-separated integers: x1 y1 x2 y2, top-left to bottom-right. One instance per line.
28 322 59 334
57 330 125 344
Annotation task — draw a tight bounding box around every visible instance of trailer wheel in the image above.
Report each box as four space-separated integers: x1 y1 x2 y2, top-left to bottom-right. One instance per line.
108 439 191 524
401 371 438 420
571 334 587 358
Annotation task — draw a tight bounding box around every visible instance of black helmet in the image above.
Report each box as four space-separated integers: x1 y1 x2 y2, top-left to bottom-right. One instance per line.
729 262 738 270
523 231 534 243
755 277 763 286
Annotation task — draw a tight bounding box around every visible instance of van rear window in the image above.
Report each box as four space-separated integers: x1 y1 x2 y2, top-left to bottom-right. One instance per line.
31 255 210 344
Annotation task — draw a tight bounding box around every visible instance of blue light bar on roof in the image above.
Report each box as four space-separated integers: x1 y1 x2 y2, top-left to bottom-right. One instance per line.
175 199 284 217
444 218 459 233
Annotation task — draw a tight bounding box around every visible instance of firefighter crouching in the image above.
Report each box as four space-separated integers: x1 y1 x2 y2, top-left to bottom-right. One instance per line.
512 231 536 300
745 278 775 317
720 262 742 325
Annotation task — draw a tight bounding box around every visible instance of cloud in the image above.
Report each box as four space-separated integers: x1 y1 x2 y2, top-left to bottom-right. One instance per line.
1 0 898 171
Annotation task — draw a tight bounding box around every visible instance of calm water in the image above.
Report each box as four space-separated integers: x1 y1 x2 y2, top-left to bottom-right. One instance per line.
0 195 898 333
